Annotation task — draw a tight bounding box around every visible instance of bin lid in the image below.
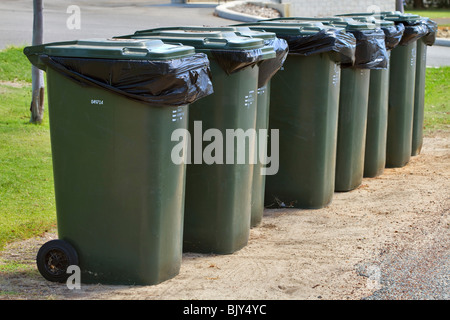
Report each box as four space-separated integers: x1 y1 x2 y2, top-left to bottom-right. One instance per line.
264 17 336 24
233 22 356 66
23 38 196 60
342 16 396 28
383 13 423 23
232 22 341 36
262 17 377 31
328 20 377 31
137 26 278 41
117 26 279 74
336 11 422 23
128 28 270 51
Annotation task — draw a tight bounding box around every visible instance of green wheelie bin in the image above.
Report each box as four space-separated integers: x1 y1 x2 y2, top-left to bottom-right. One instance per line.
24 39 213 285
264 17 389 190
117 28 277 253
234 21 357 206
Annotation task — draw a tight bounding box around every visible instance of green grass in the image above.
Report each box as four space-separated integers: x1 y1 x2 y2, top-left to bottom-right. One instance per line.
405 9 450 20
424 66 450 132
0 46 33 83
0 45 448 252
0 46 55 250
0 259 35 273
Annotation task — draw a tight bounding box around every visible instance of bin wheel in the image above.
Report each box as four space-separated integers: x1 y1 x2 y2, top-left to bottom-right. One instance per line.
36 239 78 283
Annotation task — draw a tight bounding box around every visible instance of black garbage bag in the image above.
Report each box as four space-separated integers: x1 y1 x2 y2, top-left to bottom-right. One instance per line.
381 23 405 50
421 18 438 46
277 28 357 66
344 28 389 69
398 21 429 46
25 52 214 107
257 37 289 88
210 48 267 75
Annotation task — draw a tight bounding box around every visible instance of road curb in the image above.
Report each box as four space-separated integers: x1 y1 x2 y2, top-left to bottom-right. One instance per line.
214 1 272 22
434 38 450 47
214 3 450 48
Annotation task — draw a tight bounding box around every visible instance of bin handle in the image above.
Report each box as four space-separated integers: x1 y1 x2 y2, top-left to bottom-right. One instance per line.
122 47 149 56
203 38 229 46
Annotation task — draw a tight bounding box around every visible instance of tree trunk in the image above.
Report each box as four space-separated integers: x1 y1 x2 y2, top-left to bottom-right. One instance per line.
30 0 44 124
396 0 405 12
413 0 425 8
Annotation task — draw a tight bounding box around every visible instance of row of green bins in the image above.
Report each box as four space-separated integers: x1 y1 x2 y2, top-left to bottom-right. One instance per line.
338 12 434 166
234 21 358 205
116 27 285 253
312 16 404 177
259 17 389 191
24 39 214 285
377 13 422 167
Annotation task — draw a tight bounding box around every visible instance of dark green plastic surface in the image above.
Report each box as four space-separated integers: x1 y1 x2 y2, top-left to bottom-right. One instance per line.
239 22 343 208
412 37 427 156
336 12 423 165
364 63 390 178
47 68 188 285
264 53 340 207
386 42 417 167
27 38 205 285
119 27 275 253
337 11 422 22
335 68 370 191
128 26 278 228
23 38 196 60
279 18 374 191
265 17 377 31
183 60 258 254
252 83 271 226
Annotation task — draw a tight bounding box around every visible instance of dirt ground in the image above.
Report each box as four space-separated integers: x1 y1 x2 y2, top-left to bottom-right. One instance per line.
437 26 450 38
0 131 448 300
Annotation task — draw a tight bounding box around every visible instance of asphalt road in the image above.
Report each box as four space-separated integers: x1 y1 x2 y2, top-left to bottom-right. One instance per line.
426 45 450 67
0 0 237 49
0 0 449 67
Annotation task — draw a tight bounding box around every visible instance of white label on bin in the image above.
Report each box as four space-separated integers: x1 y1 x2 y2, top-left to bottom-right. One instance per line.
172 107 185 122
257 86 267 96
332 64 340 87
91 99 103 105
411 47 417 67
244 90 255 109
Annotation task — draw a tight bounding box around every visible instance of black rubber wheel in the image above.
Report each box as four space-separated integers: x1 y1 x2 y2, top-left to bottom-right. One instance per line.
36 239 79 283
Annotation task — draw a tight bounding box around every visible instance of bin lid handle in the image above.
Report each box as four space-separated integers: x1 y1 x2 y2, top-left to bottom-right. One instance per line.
203 38 229 46
122 47 149 56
